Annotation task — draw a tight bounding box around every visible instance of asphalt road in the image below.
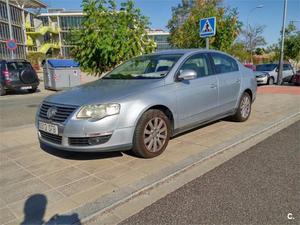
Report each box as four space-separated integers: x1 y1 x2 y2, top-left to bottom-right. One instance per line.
0 93 47 129
120 121 300 225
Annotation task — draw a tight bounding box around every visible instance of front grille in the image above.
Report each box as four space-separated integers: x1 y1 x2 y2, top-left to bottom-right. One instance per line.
39 102 78 123
69 135 111 146
40 130 62 144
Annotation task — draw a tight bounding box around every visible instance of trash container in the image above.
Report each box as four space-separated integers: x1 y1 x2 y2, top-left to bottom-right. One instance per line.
43 59 81 91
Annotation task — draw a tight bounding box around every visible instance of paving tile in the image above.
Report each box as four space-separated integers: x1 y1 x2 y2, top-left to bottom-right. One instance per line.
57 176 103 197
27 159 70 177
69 182 116 205
110 169 147 188
0 207 16 225
0 178 51 204
77 159 118 174
0 161 21 175
40 167 89 188
2 145 39 160
94 164 134 181
0 168 34 188
15 152 56 168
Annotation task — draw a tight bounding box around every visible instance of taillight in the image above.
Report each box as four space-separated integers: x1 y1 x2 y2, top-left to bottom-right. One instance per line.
3 69 11 85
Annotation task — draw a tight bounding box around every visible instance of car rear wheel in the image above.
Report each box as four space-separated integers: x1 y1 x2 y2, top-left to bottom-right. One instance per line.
232 92 252 122
132 109 171 158
268 77 274 85
0 84 6 96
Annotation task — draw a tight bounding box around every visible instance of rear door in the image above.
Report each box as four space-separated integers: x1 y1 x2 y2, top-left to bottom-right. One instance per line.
209 52 241 113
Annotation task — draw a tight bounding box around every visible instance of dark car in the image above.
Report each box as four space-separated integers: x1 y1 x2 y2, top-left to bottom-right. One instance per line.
291 70 300 86
0 59 40 96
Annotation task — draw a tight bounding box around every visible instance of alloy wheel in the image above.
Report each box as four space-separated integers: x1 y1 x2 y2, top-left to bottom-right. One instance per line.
143 117 168 152
240 95 251 119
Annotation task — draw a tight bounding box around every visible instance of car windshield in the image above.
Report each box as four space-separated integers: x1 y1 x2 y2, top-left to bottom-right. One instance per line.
256 64 277 71
103 54 183 79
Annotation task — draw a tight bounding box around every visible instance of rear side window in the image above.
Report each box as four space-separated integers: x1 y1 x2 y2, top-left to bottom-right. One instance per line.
283 64 292 71
210 53 239 74
7 62 32 72
7 62 18 72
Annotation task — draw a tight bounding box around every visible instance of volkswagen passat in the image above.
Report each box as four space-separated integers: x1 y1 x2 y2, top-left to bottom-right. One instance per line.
36 49 257 158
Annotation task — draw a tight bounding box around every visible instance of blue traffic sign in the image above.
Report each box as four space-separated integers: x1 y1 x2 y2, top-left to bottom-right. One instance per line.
200 17 216 38
6 39 17 50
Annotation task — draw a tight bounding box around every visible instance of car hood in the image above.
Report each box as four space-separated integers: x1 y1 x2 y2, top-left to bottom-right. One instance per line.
44 78 165 106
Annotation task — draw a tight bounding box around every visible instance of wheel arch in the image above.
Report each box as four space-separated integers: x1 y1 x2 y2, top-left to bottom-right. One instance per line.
135 104 175 136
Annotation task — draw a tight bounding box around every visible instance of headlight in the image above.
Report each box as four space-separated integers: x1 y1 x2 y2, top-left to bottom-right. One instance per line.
77 103 120 119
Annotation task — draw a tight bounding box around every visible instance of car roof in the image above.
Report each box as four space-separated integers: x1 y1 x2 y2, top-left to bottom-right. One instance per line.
150 49 231 56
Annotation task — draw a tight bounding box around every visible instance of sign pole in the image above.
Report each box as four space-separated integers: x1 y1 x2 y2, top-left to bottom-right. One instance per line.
206 38 209 49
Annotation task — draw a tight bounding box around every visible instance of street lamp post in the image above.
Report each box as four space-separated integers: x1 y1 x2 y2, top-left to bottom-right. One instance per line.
247 4 264 64
277 0 288 85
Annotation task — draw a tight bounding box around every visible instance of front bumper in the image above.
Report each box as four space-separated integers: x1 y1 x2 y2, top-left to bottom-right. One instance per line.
36 114 135 152
38 127 134 152
256 76 268 84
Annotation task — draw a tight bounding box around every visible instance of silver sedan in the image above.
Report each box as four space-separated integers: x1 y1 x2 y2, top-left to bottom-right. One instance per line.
36 49 257 158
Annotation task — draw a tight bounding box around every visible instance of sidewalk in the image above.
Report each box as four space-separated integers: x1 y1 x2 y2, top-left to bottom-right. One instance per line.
0 86 299 225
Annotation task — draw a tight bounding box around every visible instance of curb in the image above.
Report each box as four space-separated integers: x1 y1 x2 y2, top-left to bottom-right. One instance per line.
67 112 299 225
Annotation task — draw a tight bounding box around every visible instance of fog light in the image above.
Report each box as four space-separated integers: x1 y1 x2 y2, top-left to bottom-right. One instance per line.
88 137 102 145
87 135 112 145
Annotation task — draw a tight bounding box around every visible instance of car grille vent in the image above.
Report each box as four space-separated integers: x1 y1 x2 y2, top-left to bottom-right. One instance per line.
39 102 78 123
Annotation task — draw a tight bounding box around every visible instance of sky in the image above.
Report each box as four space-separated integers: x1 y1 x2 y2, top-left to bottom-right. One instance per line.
42 0 300 46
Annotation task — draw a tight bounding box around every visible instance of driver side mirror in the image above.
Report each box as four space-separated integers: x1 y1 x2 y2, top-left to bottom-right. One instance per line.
178 69 197 81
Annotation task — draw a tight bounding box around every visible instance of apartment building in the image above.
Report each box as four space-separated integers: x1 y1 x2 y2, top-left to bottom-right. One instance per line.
0 0 172 60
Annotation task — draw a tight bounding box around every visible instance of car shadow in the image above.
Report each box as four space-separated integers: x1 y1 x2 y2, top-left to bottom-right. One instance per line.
40 142 125 161
20 194 82 225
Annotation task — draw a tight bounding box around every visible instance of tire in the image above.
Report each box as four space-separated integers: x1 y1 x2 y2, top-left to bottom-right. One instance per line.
0 84 6 96
232 92 252 122
132 109 171 158
268 77 274 85
28 87 37 93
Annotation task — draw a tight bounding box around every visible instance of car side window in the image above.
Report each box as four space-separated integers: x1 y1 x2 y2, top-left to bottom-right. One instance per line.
283 64 291 71
180 54 211 78
210 53 239 74
7 63 18 72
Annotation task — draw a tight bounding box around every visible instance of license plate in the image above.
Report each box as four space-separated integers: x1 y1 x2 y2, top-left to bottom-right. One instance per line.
21 86 32 90
39 121 58 135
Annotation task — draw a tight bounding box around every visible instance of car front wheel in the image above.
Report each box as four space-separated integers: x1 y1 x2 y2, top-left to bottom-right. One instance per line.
132 109 171 158
232 92 252 122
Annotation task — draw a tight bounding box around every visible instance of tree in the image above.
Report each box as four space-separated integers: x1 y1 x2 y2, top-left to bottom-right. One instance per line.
227 42 250 62
283 23 300 62
240 24 266 62
72 0 155 76
167 0 242 51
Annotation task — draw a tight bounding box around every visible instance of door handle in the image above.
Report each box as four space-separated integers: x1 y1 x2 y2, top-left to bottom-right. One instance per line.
235 79 241 83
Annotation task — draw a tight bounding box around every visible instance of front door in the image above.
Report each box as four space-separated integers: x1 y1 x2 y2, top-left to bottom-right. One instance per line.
176 53 219 128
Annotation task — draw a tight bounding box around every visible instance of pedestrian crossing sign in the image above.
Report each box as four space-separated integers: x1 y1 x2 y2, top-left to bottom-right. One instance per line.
200 17 216 37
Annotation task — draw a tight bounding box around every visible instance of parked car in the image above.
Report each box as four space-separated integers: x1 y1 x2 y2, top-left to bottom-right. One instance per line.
255 63 295 85
36 50 257 158
291 70 300 86
0 59 39 96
